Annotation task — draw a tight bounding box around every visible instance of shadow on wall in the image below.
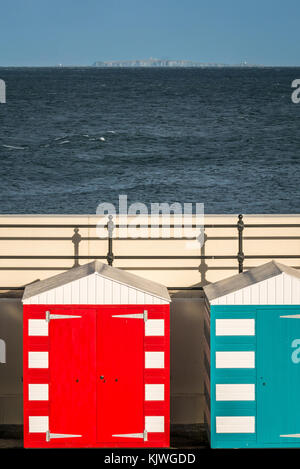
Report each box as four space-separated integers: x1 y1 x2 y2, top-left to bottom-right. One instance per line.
170 295 205 425
0 299 23 425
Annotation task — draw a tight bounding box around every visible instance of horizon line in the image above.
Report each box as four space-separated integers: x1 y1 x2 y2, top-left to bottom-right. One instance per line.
1 64 300 68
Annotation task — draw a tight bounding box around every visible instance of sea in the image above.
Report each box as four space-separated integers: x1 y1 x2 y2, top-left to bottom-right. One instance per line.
0 67 299 214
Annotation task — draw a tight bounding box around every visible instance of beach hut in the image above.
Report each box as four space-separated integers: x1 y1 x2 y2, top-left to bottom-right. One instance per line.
203 261 300 448
22 261 170 448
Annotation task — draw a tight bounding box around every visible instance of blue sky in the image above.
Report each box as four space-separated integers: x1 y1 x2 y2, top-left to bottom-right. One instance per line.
0 0 299 66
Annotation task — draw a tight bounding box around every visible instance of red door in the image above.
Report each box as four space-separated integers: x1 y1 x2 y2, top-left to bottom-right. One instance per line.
96 306 145 444
24 304 169 448
48 307 96 446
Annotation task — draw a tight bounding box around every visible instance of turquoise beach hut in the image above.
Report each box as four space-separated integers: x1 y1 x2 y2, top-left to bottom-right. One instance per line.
203 261 300 448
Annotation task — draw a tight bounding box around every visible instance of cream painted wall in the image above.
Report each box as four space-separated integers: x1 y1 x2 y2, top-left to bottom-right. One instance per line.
0 214 300 291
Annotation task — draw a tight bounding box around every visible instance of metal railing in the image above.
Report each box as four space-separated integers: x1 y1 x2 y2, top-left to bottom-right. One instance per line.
0 214 300 292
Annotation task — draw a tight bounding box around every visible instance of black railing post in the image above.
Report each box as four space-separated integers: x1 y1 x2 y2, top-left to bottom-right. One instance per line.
106 215 115 266
237 214 245 273
199 230 209 286
71 227 82 267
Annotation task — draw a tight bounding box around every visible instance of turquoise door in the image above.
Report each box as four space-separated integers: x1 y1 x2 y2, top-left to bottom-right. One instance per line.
258 308 300 445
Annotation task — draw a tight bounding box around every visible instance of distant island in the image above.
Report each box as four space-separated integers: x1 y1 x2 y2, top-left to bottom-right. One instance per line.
93 58 261 68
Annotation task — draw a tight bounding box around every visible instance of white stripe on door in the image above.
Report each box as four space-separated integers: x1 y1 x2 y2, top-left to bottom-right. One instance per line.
29 416 49 433
216 351 255 369
145 352 164 369
216 416 255 433
145 384 164 401
145 319 164 336
28 352 49 369
28 384 49 401
215 319 255 336
215 384 255 401
145 416 165 433
28 319 48 336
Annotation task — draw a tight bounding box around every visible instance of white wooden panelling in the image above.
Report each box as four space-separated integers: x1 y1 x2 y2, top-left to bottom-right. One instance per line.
145 352 164 369
63 282 72 304
210 272 300 305
95 275 103 304
23 272 169 305
242 285 251 304
104 278 113 304
47 289 55 304
71 278 80 304
28 319 48 336
29 416 49 433
112 282 121 304
145 319 164 336
128 288 137 304
275 275 284 304
291 276 300 303
234 290 243 304
145 384 164 401
136 290 145 304
55 283 64 304
28 352 48 369
268 277 276 304
29 384 49 401
145 416 164 433
284 273 292 304
145 293 154 304
215 319 255 336
251 283 260 304
216 416 255 434
215 384 255 401
120 284 129 304
81 276 88 304
215 351 255 369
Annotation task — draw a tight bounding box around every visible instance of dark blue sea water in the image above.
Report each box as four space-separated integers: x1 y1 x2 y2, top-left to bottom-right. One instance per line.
0 67 299 214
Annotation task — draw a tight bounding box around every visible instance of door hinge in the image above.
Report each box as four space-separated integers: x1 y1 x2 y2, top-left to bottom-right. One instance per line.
46 430 82 442
112 429 148 442
112 310 148 322
45 311 82 322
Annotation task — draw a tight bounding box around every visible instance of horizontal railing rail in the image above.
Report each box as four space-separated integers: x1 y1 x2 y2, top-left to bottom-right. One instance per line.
1 223 300 229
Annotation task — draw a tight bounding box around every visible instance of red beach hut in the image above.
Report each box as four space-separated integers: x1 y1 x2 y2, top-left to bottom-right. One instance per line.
22 261 170 448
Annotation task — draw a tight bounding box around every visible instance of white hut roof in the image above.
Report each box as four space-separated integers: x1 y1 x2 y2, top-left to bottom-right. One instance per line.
23 260 171 303
204 261 300 305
